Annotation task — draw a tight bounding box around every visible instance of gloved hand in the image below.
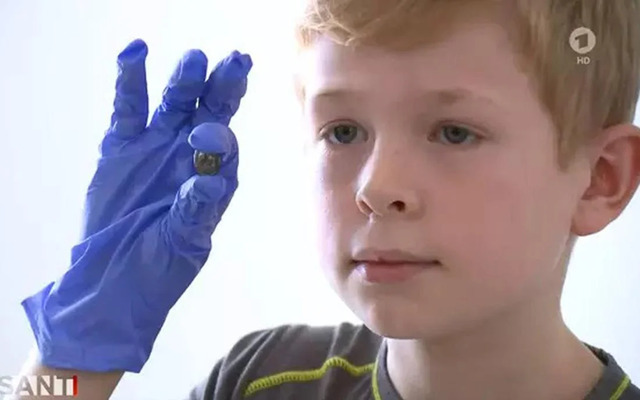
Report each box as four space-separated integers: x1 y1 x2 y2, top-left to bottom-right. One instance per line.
21 39 252 373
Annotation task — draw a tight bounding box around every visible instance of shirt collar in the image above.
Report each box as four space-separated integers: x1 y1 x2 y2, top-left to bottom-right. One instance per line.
373 340 634 400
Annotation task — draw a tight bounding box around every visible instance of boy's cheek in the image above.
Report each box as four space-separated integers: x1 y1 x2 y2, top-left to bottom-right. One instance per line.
433 193 568 300
321 152 367 187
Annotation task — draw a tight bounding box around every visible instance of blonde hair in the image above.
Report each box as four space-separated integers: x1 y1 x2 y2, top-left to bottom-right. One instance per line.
294 0 640 170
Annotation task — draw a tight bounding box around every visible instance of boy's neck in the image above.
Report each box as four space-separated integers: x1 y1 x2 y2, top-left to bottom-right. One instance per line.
386 294 605 400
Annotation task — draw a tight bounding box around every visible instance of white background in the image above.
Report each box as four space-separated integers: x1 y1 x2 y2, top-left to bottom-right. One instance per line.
0 1 638 399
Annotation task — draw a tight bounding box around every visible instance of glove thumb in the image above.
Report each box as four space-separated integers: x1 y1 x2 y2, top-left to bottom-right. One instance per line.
167 175 228 245
166 122 238 250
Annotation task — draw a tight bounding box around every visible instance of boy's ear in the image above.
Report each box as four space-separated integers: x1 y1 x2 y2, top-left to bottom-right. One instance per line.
571 123 640 236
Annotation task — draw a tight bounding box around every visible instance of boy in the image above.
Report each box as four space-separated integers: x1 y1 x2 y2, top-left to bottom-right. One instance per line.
16 0 640 399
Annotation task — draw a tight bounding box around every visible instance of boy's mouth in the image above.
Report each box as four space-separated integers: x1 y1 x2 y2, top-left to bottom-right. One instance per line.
351 248 441 284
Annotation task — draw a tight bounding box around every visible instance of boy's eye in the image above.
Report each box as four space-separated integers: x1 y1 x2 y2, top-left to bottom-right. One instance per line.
322 123 367 145
433 124 479 145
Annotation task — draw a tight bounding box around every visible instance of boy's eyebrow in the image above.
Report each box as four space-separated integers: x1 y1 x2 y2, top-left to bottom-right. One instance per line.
308 87 501 108
434 88 500 107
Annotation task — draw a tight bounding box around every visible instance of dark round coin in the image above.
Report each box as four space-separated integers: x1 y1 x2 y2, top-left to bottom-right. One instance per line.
193 151 221 175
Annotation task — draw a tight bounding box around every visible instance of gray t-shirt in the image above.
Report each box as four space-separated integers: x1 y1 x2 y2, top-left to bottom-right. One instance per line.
186 323 640 400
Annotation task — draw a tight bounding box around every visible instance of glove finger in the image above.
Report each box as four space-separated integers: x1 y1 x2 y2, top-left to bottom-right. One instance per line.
192 51 252 127
106 39 150 139
148 50 208 133
188 122 236 160
188 123 239 181
168 175 229 234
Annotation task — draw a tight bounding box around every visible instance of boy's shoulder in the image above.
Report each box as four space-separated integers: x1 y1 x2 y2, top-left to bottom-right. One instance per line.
584 344 640 400
186 322 383 400
231 322 382 368
186 323 640 400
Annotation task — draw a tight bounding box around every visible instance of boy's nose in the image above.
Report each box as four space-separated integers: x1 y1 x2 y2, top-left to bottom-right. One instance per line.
355 152 422 219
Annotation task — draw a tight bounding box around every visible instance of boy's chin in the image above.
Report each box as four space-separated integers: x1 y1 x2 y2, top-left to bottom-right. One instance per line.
366 323 425 340
357 306 442 340
353 300 468 342
364 317 466 343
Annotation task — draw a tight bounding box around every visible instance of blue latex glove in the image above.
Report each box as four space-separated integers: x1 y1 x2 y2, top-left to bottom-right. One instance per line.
21 39 252 373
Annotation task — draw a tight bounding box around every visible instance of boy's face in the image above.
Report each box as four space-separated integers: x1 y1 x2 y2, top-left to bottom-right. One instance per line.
300 17 591 339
